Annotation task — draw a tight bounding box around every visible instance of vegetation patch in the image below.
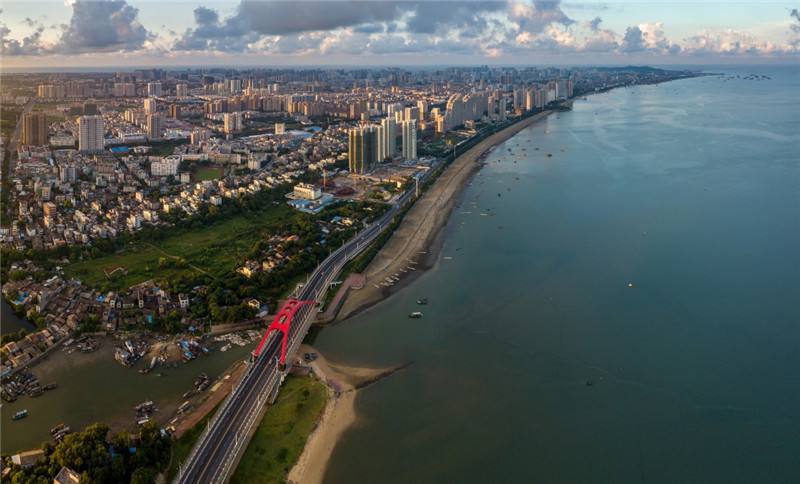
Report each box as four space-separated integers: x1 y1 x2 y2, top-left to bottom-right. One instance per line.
193 166 222 182
1 422 171 484
230 375 327 484
65 203 295 291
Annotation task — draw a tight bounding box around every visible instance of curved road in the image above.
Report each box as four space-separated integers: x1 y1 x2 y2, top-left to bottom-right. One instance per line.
177 187 415 483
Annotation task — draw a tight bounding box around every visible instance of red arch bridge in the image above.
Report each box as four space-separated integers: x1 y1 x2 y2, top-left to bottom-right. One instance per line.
252 298 317 366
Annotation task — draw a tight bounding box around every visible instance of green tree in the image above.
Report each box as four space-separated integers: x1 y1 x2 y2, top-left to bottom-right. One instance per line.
130 467 156 484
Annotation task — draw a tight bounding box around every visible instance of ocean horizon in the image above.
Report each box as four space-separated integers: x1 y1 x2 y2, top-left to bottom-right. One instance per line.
315 64 800 483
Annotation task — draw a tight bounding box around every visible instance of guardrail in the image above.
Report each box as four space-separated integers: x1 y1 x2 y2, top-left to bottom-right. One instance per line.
178 199 400 484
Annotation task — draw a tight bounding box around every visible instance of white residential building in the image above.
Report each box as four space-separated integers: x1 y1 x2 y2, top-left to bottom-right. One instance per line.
78 115 104 153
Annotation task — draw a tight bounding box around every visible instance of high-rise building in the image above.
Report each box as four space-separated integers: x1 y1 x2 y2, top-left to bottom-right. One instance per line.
146 113 164 140
144 97 158 115
190 128 211 145
78 115 104 153
113 82 136 97
21 113 47 146
175 83 188 97
417 100 429 120
401 120 417 161
223 112 243 134
377 117 396 161
59 164 77 183
525 89 535 111
169 104 181 119
37 84 65 99
556 79 569 100
348 125 377 174
227 79 242 94
403 106 420 123
147 82 162 97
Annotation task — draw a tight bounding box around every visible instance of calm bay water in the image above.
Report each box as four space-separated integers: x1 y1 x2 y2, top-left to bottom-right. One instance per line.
1 338 254 453
316 66 800 483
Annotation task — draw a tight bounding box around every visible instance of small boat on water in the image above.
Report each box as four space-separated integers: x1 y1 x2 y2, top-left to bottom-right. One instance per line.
13 409 28 420
416 298 428 305
408 312 423 319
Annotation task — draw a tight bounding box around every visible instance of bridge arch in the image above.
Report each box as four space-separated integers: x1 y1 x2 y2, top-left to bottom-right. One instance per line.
253 298 315 365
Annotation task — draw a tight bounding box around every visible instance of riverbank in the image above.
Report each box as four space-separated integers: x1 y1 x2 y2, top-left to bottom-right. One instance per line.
335 110 554 321
0 333 253 453
288 344 404 484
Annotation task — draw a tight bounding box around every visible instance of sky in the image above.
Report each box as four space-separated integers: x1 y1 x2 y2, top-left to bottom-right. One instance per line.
1 0 799 68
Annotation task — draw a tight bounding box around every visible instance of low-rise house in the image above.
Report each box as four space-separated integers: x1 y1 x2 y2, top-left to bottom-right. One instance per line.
11 449 45 468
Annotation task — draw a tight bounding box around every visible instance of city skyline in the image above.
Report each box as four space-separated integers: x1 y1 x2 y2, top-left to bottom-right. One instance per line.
1 1 799 69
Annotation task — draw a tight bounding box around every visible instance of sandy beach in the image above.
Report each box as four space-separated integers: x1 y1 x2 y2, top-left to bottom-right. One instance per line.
336 110 554 321
290 111 555 483
288 344 403 484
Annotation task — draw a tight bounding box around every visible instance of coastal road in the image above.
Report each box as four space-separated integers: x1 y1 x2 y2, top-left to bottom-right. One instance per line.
176 187 415 484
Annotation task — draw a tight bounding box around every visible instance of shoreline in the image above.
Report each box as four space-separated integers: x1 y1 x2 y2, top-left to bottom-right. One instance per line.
289 110 556 482
288 344 403 484
334 109 554 322
330 74 702 324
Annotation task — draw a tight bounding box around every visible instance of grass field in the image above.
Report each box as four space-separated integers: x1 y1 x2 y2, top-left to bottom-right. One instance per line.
65 203 294 290
230 375 327 484
193 166 223 181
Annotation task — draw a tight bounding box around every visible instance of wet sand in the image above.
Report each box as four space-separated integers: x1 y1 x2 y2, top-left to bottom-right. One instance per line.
288 345 404 484
291 112 555 482
336 110 554 321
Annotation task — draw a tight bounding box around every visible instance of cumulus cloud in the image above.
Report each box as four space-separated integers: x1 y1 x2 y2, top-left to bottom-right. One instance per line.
790 8 800 47
683 29 792 56
621 25 645 52
510 0 574 34
55 0 152 53
242 1 402 35
2 0 798 60
1 22 46 56
582 16 617 52
1 14 47 56
172 0 581 54
175 0 405 51
405 2 507 34
621 22 679 54
3 0 152 56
